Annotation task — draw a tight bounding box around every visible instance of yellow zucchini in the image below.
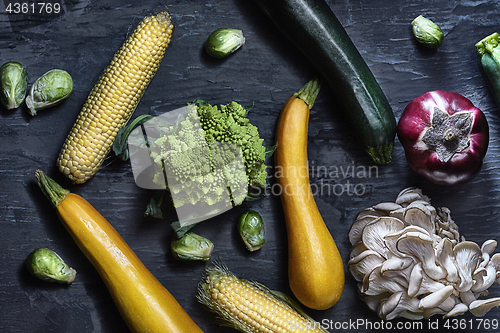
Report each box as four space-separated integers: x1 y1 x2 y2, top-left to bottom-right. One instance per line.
275 80 345 310
35 170 203 333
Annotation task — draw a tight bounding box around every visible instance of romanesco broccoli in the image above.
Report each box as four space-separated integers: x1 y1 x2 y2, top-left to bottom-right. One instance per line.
149 101 269 212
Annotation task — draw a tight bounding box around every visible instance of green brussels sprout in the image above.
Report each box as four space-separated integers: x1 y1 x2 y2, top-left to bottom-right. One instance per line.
238 210 265 252
26 69 73 116
25 248 76 284
411 15 443 48
0 61 28 110
205 28 245 58
171 232 214 261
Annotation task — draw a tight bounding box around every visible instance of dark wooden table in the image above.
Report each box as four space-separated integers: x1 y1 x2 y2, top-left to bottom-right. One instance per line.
2 0 500 332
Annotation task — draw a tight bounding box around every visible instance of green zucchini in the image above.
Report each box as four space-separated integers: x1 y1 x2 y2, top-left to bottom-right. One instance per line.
252 0 396 164
476 33 500 109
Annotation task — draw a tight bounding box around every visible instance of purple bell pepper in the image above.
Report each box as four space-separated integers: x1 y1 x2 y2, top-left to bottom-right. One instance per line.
397 90 489 186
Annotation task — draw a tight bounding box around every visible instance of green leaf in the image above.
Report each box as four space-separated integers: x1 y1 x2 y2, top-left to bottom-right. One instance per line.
191 99 210 106
113 114 154 161
171 221 199 239
244 193 266 202
244 101 255 117
265 141 278 159
144 190 170 219
244 185 267 202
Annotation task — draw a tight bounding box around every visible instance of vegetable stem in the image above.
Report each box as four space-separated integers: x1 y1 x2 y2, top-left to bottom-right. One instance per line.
366 142 394 165
34 170 69 208
476 32 500 58
294 78 321 109
476 32 500 73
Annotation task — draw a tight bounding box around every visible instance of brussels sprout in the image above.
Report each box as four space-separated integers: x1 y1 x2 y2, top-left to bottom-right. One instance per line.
0 61 28 110
238 210 265 252
26 69 73 116
205 28 245 58
25 248 76 284
411 15 443 48
171 232 214 261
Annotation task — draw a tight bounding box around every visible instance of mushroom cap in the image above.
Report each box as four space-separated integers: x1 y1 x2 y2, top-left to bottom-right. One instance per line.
459 290 477 306
472 266 497 292
349 242 369 260
419 285 455 310
373 202 403 212
482 240 497 255
380 257 413 276
407 262 447 298
470 298 500 317
404 203 435 235
362 265 407 296
407 262 423 298
384 225 431 259
378 291 403 319
396 231 447 280
381 291 422 320
454 241 483 292
362 217 405 259
436 237 459 283
488 253 500 271
395 187 430 206
348 250 385 282
349 214 384 246
444 303 469 318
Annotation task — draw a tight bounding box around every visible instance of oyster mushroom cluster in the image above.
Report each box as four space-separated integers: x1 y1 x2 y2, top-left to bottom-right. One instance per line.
348 187 500 320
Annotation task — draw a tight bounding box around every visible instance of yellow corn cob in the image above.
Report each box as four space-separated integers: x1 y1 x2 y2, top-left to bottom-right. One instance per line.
198 265 328 333
57 11 173 184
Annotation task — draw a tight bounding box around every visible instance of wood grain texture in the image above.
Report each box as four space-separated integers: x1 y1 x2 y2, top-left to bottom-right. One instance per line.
1 0 500 332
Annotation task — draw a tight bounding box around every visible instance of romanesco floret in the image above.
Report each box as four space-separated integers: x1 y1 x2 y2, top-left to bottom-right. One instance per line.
197 101 267 188
150 101 268 211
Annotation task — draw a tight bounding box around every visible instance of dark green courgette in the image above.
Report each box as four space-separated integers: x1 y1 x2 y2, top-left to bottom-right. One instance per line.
252 0 396 164
476 33 500 109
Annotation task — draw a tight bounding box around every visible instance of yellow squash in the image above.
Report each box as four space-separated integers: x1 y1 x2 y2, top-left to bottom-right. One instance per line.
275 80 345 310
35 170 203 333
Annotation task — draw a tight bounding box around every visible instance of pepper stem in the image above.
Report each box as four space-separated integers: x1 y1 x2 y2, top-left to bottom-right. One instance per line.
443 130 455 141
35 170 69 208
294 78 321 109
475 32 500 56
